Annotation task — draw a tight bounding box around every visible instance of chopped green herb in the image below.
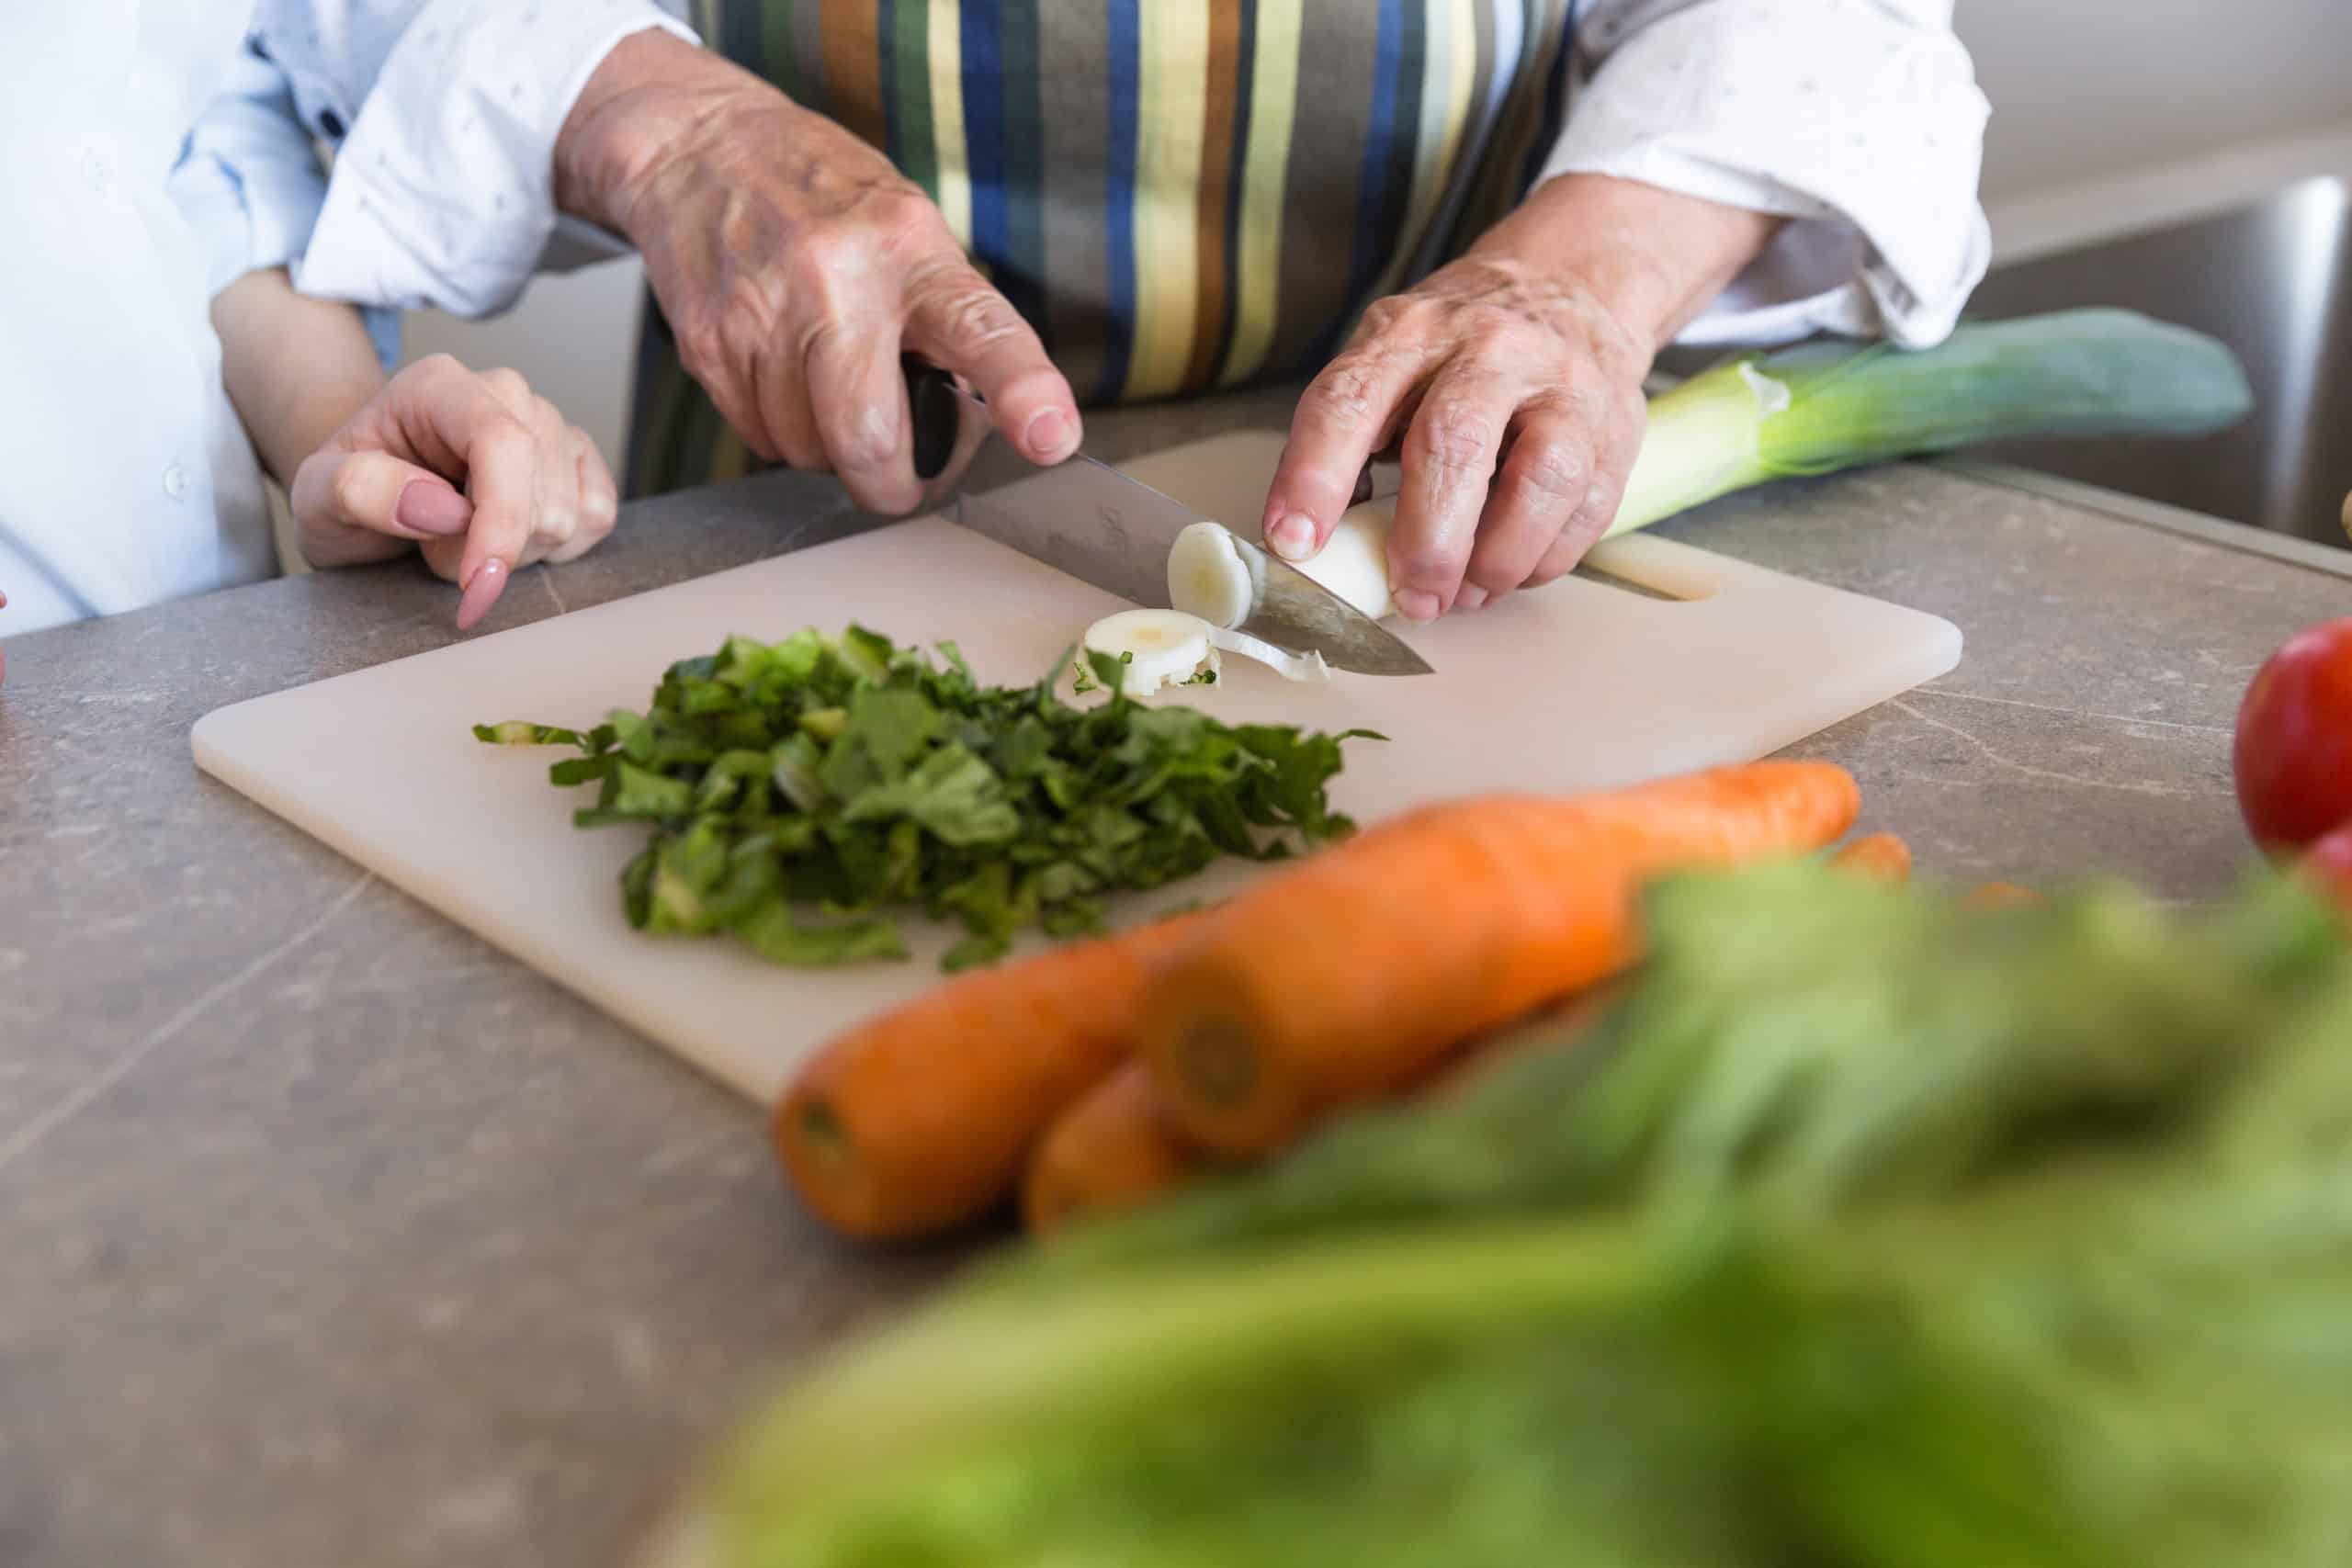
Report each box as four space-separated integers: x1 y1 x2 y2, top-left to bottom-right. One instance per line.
480 626 1374 970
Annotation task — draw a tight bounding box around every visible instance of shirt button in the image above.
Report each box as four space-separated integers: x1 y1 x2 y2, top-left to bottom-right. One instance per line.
163 464 191 502
84 145 114 194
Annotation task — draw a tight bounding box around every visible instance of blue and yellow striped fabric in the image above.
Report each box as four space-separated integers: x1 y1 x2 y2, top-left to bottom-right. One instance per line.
631 0 1578 496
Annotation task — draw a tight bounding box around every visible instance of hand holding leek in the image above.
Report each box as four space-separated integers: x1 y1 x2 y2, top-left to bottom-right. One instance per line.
1260 174 1783 621
1231 306 2254 629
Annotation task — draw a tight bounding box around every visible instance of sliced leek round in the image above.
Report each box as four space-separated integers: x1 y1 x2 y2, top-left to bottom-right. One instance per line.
1080 608 1219 696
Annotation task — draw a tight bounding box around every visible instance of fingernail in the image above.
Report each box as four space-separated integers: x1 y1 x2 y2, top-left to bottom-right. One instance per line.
1025 409 1077 460
1394 589 1442 624
1455 585 1487 612
394 480 470 536
456 558 506 630
1267 513 1316 561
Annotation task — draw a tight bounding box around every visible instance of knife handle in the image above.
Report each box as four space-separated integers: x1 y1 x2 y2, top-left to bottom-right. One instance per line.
903 354 961 482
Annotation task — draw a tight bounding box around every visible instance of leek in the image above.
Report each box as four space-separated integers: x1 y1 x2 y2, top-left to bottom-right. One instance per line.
1287 308 2253 620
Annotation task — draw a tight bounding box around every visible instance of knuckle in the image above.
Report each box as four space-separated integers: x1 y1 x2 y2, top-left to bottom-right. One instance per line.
922 276 1025 353
328 460 375 520
481 367 530 401
789 224 868 283
820 397 898 470
832 425 896 473
1408 406 1498 473
861 186 944 246
675 316 732 380
1463 319 1526 361
1505 439 1588 506
1572 474 1623 527
478 413 535 465
1353 295 1411 339
1391 545 1464 590
1306 355 1394 431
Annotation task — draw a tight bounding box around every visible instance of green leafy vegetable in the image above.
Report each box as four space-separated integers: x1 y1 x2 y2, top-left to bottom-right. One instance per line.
682 862 2352 1566
477 627 1374 970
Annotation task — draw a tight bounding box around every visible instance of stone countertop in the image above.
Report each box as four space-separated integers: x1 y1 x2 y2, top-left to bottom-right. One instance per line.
2 385 2345 1568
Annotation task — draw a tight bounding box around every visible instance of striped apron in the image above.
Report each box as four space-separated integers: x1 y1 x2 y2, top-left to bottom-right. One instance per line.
630 0 1581 497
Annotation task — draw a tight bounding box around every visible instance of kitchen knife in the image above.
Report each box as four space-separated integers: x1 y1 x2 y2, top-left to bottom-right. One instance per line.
904 357 1431 677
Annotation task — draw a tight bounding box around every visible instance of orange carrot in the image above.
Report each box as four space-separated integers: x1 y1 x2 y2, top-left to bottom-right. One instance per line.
774 910 1209 1241
1022 1063 1204 1235
1136 761 1861 1157
1962 881 2043 910
1829 831 1913 883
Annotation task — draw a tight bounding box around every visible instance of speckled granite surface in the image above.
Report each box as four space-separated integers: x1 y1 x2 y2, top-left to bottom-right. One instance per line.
3 385 2345 1567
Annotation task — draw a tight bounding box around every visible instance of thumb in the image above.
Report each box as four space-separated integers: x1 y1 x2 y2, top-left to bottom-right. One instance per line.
291 449 475 550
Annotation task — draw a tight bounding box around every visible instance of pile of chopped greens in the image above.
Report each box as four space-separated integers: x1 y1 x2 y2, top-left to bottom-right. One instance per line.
675 862 2352 1568
476 627 1374 970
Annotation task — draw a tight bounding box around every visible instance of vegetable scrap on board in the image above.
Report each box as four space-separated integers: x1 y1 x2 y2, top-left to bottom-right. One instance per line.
475 627 1377 973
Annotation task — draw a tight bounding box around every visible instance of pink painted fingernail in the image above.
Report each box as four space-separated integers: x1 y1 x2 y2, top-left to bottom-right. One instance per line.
1267 513 1316 561
394 480 470 536
1025 409 1076 460
456 558 506 630
1393 589 1442 624
1455 585 1487 612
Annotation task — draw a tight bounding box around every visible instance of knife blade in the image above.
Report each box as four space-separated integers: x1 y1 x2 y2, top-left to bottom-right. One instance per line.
904 358 1431 677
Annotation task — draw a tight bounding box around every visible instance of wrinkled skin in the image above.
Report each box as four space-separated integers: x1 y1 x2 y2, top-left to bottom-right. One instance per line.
558 33 1080 516
1262 254 1653 621
1260 173 1779 620
559 38 1775 615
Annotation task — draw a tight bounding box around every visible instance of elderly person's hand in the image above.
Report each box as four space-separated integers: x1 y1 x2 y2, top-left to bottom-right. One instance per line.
556 31 1080 517
1261 175 1780 621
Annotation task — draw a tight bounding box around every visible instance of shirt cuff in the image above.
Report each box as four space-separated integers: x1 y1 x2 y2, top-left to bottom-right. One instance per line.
296 0 697 318
169 45 404 370
1535 0 1992 348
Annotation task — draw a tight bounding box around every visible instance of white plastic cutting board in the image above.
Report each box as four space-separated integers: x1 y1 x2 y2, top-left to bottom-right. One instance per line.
193 433 1959 1104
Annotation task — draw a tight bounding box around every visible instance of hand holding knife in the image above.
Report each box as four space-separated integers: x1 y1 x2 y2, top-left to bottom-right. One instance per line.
900 356 1430 676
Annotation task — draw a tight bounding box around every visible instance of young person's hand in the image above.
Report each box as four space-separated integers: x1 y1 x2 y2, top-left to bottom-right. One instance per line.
288 356 617 627
213 269 616 630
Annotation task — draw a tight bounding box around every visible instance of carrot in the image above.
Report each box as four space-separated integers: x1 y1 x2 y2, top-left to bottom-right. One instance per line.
1962 881 2043 910
1136 761 1862 1157
1829 831 1913 883
1028 980 1634 1235
1022 1063 1205 1235
775 910 1210 1241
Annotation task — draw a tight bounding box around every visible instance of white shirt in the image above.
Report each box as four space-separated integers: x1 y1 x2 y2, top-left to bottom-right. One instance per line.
0 0 686 637
0 1 272 634
1551 0 1991 349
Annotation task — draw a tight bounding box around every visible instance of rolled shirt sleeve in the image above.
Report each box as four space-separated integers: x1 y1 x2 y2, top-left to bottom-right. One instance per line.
166 41 404 368
1535 0 1992 348
287 0 696 319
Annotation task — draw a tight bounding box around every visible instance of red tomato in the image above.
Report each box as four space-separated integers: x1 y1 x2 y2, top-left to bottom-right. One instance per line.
2233 617 2352 850
2304 823 2352 919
